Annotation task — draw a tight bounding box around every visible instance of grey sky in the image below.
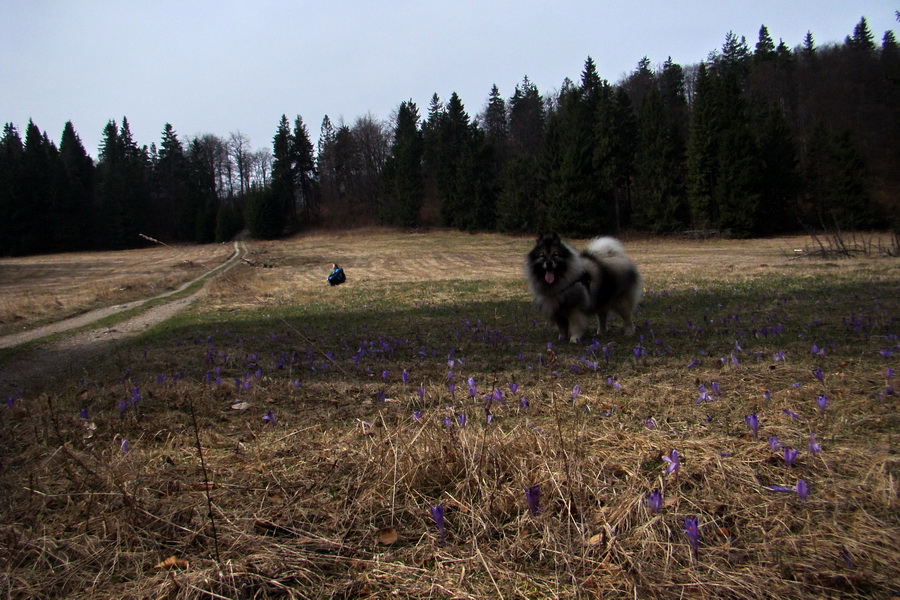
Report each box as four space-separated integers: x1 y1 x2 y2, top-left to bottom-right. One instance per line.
2 0 896 158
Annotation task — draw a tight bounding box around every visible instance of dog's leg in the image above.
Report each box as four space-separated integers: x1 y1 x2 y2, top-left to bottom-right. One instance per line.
597 311 608 336
553 316 569 341
568 312 589 343
616 307 636 335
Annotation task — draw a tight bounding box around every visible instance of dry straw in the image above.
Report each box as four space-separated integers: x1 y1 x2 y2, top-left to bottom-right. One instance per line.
0 231 897 598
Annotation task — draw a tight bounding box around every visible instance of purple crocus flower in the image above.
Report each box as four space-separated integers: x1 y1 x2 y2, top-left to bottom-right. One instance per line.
382 370 389 383
402 369 409 385
525 485 541 516
647 489 663 514
456 413 467 428
571 385 580 401
783 408 801 420
696 385 709 404
766 485 795 493
120 438 130 453
815 395 828 413
838 546 854 569
80 408 90 420
812 367 824 383
768 435 781 452
430 504 445 543
509 383 518 395
683 516 700 558
797 479 810 501
413 410 422 422
783 446 799 467
262 410 277 427
744 413 759 438
662 449 680 475
763 389 771 401
808 433 822 454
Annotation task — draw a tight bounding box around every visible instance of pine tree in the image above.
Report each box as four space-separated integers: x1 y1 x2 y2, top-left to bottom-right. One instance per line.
96 117 151 249
58 121 94 250
756 105 801 232
21 120 64 254
435 93 472 228
754 25 777 64
847 17 876 53
155 123 192 240
543 77 610 236
686 63 717 228
265 115 293 236
184 136 221 243
481 84 508 156
293 115 317 225
496 77 545 232
0 124 25 254
380 100 424 227
632 60 688 232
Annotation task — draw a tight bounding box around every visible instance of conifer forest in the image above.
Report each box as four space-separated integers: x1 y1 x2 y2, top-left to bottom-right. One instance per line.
1 19 898 255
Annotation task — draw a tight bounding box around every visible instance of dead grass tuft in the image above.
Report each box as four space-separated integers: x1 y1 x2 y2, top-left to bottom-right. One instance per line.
1 231 898 598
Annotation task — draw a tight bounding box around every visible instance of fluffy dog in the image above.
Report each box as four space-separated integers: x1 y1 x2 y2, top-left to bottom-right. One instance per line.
525 233 643 343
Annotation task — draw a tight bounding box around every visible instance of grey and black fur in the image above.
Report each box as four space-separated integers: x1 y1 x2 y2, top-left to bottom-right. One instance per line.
525 233 643 343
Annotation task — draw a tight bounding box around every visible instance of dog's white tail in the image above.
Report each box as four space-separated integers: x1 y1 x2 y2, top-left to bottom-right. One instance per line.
586 237 627 257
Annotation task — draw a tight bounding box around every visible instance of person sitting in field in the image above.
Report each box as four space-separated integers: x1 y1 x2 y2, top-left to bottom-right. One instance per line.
328 263 346 286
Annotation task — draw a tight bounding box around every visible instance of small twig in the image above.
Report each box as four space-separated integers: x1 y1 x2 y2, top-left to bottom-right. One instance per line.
139 233 172 247
188 394 222 564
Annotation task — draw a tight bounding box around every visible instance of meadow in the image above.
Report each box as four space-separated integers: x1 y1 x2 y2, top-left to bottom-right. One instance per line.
1 230 898 599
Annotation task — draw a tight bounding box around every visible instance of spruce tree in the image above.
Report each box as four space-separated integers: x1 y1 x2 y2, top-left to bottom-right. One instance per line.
0 124 24 255
58 121 95 250
686 63 717 228
265 115 293 236
481 84 508 156
632 62 688 232
754 25 777 63
21 120 64 254
380 100 424 227
847 17 876 52
756 105 801 232
156 123 193 241
497 77 545 232
292 115 317 225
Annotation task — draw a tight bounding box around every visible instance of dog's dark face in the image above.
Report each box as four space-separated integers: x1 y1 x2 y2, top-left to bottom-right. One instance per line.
527 233 574 287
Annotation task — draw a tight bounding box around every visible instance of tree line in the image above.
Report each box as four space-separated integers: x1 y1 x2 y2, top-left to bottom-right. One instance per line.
1 17 897 255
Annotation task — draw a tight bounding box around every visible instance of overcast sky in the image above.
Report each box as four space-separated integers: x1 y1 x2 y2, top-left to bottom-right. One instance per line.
2 1 896 158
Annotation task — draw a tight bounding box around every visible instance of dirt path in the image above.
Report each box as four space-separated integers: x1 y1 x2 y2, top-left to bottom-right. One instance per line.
0 242 245 398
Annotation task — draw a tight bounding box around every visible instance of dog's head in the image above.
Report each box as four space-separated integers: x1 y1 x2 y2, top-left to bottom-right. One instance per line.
527 232 572 286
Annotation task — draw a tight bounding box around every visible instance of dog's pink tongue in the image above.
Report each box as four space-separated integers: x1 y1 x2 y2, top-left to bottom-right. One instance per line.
545 272 555 285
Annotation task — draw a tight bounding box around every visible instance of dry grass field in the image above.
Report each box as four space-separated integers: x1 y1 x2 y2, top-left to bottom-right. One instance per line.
1 230 898 599
0 243 235 338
